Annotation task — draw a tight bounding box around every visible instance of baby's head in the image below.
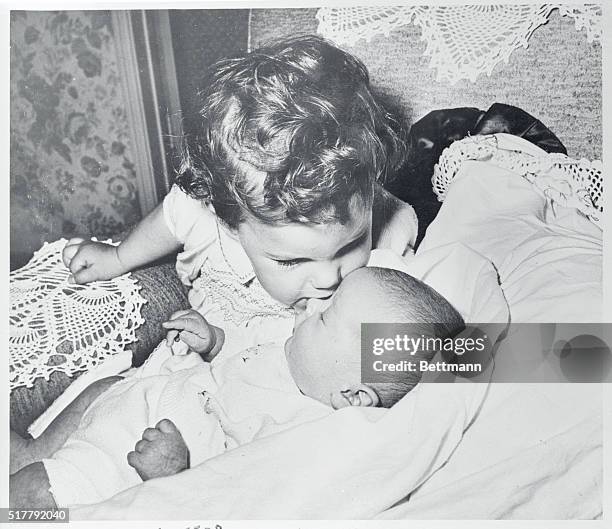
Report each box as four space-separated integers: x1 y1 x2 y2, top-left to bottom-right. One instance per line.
176 35 405 309
285 267 464 408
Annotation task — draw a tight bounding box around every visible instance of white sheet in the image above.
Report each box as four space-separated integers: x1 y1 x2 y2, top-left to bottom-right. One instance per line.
380 385 602 519
379 385 603 520
388 134 604 518
73 133 603 520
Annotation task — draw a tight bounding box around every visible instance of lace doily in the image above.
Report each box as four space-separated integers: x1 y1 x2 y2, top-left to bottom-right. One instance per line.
316 4 602 84
10 239 147 390
557 3 602 43
432 135 603 227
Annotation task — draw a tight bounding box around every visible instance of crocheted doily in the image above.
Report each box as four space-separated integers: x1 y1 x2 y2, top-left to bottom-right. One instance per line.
10 239 147 390
316 4 602 84
432 135 603 227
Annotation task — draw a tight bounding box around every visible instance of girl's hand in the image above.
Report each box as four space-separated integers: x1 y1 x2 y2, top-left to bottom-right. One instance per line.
62 238 126 284
162 309 225 359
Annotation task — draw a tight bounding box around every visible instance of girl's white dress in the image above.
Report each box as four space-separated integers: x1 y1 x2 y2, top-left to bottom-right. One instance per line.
162 184 296 358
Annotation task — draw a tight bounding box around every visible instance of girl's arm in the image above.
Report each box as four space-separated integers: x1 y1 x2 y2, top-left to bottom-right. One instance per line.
372 183 418 255
116 202 182 271
63 203 182 284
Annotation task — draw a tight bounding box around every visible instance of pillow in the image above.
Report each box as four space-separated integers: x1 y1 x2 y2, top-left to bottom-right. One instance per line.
418 134 602 323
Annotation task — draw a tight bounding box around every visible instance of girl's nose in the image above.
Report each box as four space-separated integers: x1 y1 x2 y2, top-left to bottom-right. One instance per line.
312 261 342 292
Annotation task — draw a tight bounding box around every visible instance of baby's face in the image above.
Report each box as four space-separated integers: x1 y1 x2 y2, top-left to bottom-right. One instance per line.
284 269 385 405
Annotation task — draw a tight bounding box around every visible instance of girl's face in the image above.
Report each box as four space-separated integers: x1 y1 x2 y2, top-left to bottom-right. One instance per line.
236 195 372 310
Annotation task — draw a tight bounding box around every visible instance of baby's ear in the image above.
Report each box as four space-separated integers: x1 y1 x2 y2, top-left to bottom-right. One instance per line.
330 384 380 409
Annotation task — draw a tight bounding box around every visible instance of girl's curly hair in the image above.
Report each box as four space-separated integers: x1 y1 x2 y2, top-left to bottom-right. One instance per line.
176 35 406 229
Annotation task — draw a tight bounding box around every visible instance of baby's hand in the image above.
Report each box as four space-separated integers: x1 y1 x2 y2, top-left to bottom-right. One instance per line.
162 309 225 359
62 238 126 284
127 419 189 481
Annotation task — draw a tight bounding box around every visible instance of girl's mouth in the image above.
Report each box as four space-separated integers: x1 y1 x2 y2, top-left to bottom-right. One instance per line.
292 298 308 312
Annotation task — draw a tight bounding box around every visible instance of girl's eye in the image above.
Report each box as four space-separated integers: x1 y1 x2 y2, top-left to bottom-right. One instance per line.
275 258 302 268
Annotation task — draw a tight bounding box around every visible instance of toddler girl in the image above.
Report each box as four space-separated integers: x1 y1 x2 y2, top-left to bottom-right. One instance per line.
63 35 417 358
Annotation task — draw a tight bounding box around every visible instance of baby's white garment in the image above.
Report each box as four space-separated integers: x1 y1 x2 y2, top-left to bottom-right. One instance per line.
43 356 221 507
205 344 331 448
43 342 330 507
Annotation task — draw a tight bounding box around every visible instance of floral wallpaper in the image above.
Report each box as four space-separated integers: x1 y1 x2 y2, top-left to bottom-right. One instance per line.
10 11 142 269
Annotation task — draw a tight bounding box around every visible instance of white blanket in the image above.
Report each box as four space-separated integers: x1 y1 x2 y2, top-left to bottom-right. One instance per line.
73 134 603 520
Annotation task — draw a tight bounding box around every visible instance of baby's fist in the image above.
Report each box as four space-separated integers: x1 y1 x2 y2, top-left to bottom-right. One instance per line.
127 419 189 481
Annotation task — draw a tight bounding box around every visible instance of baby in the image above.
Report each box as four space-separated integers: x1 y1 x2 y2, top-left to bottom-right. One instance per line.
10 267 463 508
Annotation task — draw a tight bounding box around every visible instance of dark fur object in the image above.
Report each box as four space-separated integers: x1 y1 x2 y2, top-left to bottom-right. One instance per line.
385 103 567 247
